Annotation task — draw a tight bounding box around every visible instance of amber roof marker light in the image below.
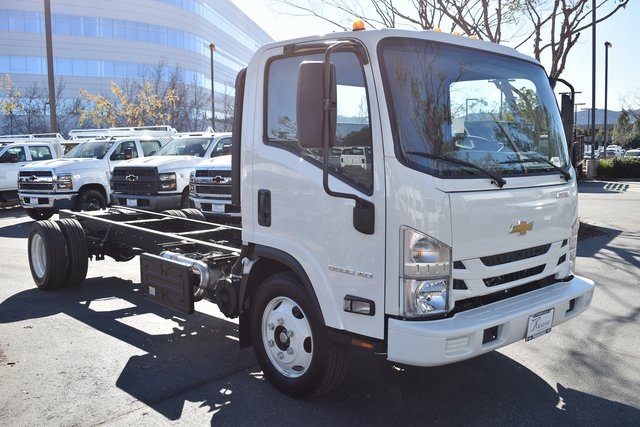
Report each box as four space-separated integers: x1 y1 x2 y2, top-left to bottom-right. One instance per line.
352 19 365 31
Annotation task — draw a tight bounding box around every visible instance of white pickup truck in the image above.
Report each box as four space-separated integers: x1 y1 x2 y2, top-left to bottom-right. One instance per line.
17 126 175 220
110 132 232 211
0 133 65 207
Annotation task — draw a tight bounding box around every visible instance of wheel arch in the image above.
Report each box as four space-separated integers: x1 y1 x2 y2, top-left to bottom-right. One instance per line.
78 183 109 204
238 244 325 348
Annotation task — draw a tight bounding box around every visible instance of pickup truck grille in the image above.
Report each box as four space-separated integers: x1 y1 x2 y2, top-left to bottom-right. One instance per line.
112 167 159 194
18 171 54 191
193 169 232 199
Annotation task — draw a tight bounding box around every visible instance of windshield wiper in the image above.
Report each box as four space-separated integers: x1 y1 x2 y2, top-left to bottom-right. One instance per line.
500 156 571 181
405 151 507 188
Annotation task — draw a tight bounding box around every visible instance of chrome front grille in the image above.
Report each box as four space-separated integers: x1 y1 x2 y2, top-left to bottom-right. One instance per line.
18 171 54 191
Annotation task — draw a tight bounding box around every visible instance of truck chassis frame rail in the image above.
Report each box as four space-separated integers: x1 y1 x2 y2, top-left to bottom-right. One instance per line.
28 207 242 315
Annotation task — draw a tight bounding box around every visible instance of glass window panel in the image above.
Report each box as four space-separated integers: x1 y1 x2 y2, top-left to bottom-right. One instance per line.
126 21 136 41
100 17 113 38
8 10 25 32
10 56 26 73
83 17 98 37
137 22 148 43
0 10 9 32
0 56 10 73
86 59 100 77
149 24 160 43
70 16 82 36
25 56 42 74
114 61 126 78
113 20 126 39
72 59 87 76
56 58 72 75
102 61 114 78
54 15 70 36
24 12 40 33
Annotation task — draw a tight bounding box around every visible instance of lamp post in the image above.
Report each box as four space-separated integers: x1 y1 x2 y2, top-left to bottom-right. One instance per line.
603 41 612 158
574 102 585 141
209 43 216 131
44 0 57 133
465 98 478 118
590 0 596 159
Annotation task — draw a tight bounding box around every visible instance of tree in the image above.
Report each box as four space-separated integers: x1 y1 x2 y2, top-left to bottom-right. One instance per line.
78 60 219 132
273 0 629 81
1 74 82 135
611 110 634 147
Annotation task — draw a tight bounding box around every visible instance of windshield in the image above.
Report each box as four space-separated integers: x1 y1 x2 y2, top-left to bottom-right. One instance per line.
65 140 115 159
154 137 212 157
379 38 569 179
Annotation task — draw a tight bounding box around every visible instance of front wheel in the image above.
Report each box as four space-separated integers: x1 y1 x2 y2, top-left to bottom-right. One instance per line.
26 208 54 221
77 189 106 211
250 273 350 398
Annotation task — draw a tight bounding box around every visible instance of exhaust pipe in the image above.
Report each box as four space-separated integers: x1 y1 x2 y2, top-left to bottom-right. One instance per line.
160 251 220 301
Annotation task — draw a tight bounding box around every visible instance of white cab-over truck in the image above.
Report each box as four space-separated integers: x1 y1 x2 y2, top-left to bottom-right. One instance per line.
17 126 175 220
110 132 232 211
0 133 65 207
26 27 594 398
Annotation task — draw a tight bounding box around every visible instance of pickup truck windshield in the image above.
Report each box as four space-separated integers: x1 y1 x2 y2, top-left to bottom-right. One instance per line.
379 38 570 179
65 140 115 159
154 137 212 157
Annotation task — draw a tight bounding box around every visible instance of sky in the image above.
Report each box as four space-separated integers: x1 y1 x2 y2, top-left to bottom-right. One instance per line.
231 0 639 112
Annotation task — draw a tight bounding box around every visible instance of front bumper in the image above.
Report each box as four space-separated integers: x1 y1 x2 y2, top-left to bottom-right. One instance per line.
19 192 76 210
112 193 182 212
192 196 240 217
387 274 595 367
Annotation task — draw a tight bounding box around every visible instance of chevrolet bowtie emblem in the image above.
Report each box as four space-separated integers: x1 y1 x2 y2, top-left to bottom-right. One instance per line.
509 220 534 236
125 174 138 182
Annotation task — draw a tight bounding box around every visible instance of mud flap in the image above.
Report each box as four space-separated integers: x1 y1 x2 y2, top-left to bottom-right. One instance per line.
140 253 195 314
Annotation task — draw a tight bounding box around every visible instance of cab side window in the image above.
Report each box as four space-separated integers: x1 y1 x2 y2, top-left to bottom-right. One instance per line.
265 51 373 195
211 138 232 157
141 140 162 156
29 145 53 160
110 140 139 160
0 146 27 162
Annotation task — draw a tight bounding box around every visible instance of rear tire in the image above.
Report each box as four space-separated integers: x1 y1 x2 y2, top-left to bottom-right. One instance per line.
28 221 68 290
180 208 206 221
161 209 187 218
56 218 88 287
250 272 350 398
77 189 106 211
26 208 54 221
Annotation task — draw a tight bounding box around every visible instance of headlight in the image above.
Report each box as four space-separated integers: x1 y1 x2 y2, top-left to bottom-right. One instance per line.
569 218 579 273
401 227 451 317
158 173 177 191
56 174 73 190
189 171 195 193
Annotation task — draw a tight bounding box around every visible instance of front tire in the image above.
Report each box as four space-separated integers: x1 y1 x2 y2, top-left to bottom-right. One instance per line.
250 273 350 398
77 189 106 211
26 208 54 221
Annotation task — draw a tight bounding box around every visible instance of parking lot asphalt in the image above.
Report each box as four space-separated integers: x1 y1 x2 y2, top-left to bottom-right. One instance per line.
0 180 639 426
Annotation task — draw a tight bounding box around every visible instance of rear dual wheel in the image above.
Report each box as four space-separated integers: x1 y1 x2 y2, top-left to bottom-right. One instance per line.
28 219 88 290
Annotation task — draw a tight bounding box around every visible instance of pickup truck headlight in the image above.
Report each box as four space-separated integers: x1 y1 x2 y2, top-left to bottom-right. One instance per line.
401 227 451 317
569 218 579 273
56 174 73 190
189 171 195 193
159 173 177 191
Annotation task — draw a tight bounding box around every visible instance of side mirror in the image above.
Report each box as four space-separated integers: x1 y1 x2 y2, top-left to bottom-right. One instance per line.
296 61 336 149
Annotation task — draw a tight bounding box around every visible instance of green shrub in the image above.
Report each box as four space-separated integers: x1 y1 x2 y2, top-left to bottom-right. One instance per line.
598 157 640 178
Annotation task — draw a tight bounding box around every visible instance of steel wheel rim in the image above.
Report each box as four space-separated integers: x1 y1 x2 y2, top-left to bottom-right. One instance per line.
261 296 313 378
30 233 46 279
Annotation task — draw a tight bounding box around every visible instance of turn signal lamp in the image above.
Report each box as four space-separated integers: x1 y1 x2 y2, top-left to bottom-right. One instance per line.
352 19 365 31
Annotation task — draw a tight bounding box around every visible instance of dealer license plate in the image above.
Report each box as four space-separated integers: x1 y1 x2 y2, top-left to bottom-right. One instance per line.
526 308 555 341
126 199 137 207
210 204 225 213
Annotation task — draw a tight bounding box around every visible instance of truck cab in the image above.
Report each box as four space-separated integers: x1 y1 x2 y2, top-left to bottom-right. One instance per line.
17 126 175 220
0 133 65 206
110 132 232 211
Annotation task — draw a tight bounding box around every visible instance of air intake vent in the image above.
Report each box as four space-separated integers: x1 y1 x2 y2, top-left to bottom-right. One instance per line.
481 244 551 266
